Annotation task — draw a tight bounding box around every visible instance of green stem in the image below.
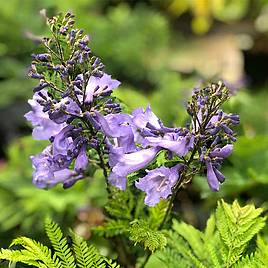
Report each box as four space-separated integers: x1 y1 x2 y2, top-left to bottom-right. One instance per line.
140 177 186 268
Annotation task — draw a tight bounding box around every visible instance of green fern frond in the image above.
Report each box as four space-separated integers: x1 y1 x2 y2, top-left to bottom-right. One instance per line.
0 219 121 268
232 253 263 268
204 214 216 241
103 257 122 268
157 247 192 268
158 199 267 268
10 236 60 268
165 229 208 268
92 219 129 237
129 220 167 252
172 220 205 260
216 199 266 267
0 248 40 266
70 230 105 268
148 199 168 230
45 218 76 268
105 188 134 220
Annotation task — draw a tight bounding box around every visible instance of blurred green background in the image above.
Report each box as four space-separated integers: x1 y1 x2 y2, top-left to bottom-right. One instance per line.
0 0 268 262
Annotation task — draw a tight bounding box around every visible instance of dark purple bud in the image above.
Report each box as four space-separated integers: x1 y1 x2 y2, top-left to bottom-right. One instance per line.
60 26 69 34
61 88 72 98
208 126 220 135
92 57 101 68
228 135 237 142
221 124 233 135
63 179 77 189
42 103 52 112
49 110 68 124
33 82 49 93
65 12 72 18
32 53 51 62
226 114 240 124
100 90 112 97
37 91 47 100
30 73 44 79
211 136 221 147
209 144 233 158
84 112 101 130
80 35 90 45
67 59 75 65
213 167 225 183
75 144 88 172
68 19 75 25
63 175 83 189
206 160 219 191
53 65 61 71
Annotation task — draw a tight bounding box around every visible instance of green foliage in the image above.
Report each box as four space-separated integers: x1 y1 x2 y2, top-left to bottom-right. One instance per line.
0 219 120 268
129 220 167 252
45 218 75 268
158 199 267 268
93 189 168 252
148 200 168 229
92 219 130 238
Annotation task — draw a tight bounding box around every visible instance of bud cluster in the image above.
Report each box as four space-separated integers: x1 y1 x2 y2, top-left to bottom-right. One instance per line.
187 82 240 190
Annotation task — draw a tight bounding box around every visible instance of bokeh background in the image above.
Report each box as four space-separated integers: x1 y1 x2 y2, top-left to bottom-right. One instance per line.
0 0 268 264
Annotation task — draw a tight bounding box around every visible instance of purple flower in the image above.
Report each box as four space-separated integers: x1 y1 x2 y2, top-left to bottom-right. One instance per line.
31 146 76 188
132 105 174 138
206 160 225 191
108 172 127 190
145 132 194 157
132 105 162 130
112 147 160 178
209 144 233 158
75 144 88 172
24 91 65 140
49 97 81 124
135 165 183 206
95 112 136 153
85 73 120 103
52 125 75 155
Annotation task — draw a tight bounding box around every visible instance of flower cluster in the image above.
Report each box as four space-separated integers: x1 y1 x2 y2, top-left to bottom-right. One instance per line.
25 13 120 188
25 13 239 206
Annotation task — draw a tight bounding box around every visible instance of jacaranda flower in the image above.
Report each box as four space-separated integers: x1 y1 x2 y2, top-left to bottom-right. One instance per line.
84 73 121 104
135 164 184 206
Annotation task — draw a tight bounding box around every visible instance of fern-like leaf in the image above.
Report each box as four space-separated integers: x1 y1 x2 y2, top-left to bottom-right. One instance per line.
158 199 267 268
129 220 167 252
45 218 76 268
0 219 121 268
92 219 129 237
148 199 168 230
70 230 105 268
11 236 60 268
216 199 266 267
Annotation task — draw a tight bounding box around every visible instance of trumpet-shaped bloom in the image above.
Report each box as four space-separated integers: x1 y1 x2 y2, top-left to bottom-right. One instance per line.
95 112 136 153
85 73 120 103
135 165 183 206
112 147 160 178
145 132 194 157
